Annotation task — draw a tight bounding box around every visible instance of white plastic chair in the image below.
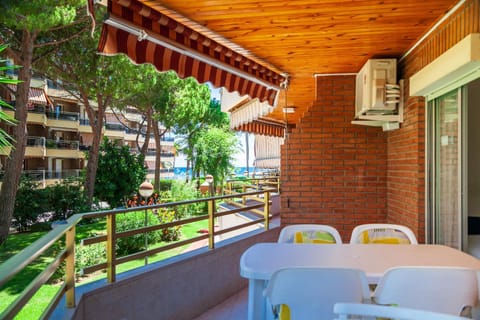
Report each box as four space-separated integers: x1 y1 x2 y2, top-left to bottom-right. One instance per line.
278 224 343 244
264 267 370 320
349 223 418 244
373 266 478 316
334 302 470 320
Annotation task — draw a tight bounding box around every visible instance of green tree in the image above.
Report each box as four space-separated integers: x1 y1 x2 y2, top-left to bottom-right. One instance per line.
0 0 86 244
35 5 143 207
94 138 147 208
195 127 239 192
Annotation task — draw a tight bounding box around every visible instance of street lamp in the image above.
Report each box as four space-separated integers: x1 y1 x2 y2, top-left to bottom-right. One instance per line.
138 179 154 265
205 174 214 196
139 180 154 203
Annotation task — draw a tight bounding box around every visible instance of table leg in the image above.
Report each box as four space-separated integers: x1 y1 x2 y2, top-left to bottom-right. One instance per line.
248 278 267 320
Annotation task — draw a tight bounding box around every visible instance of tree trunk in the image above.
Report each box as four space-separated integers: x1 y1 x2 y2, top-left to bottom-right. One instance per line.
139 108 152 156
84 94 107 206
152 119 161 191
0 30 34 244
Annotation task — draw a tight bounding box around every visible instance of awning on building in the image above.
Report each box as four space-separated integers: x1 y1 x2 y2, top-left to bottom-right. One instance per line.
96 0 287 106
8 84 52 106
254 134 284 168
230 98 275 130
236 118 285 138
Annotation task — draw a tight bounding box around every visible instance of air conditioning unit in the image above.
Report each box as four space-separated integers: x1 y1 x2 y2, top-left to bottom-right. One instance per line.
355 59 399 118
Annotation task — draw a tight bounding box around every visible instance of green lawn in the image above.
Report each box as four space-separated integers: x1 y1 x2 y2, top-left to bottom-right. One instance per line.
0 218 208 319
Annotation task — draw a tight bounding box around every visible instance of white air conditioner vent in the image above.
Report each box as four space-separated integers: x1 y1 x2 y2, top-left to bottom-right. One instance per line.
353 59 403 131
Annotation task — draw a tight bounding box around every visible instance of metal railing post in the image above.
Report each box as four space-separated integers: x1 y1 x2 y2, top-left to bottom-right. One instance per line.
106 213 116 283
144 208 149 265
263 191 270 231
208 199 215 249
65 225 76 308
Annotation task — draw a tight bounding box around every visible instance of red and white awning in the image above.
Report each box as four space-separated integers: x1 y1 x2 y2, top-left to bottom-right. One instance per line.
230 98 275 130
254 134 284 168
8 84 52 106
96 0 288 106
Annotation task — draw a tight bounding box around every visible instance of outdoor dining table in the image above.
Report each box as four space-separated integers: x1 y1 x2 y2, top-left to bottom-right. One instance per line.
239 243 480 320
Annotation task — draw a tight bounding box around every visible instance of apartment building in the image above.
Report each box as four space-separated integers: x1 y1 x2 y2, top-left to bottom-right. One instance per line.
0 78 175 187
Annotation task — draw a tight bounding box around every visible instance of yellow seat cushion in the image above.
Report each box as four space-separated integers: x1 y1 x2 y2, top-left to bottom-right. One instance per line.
279 304 290 320
360 230 410 244
294 231 336 244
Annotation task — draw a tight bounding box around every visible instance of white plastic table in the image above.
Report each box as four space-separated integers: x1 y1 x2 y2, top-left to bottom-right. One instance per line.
240 243 480 320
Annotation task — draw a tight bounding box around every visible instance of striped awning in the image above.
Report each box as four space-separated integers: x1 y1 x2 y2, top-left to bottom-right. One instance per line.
236 119 285 138
8 85 52 106
230 98 275 130
254 135 284 168
97 0 287 106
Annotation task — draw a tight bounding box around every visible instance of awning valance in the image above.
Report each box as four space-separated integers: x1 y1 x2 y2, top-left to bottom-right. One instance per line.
230 98 274 130
97 0 287 106
236 119 285 138
254 135 284 169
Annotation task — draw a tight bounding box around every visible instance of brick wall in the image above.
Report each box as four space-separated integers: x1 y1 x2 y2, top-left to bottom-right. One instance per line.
386 85 426 243
280 75 388 241
280 76 426 242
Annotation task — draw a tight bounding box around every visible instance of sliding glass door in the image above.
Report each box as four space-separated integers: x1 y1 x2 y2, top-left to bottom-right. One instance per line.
427 88 464 249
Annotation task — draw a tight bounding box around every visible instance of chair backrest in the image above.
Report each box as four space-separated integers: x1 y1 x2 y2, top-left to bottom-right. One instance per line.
349 223 418 244
278 224 343 244
334 302 470 320
264 267 370 319
373 266 478 316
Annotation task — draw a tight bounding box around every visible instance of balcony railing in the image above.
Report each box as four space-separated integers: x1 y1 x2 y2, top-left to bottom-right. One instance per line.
0 170 81 184
26 136 45 147
147 168 174 174
45 139 79 150
0 188 274 319
46 111 79 121
79 118 90 126
145 151 175 157
105 122 125 131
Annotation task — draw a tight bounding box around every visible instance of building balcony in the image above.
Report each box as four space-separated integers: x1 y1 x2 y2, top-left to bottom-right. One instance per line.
0 169 82 187
45 139 82 158
78 118 92 133
46 111 80 130
25 136 47 157
104 122 126 138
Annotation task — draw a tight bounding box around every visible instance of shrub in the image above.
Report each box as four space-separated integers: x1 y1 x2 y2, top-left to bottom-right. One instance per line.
76 243 106 274
45 176 89 221
156 209 181 242
49 242 106 283
158 179 173 191
167 180 206 217
115 211 163 256
13 177 48 232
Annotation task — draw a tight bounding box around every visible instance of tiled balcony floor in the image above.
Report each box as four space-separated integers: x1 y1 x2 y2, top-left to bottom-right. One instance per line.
193 287 248 320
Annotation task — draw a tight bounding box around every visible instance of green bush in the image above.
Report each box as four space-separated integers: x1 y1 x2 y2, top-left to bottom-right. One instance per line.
156 209 181 242
49 242 106 283
76 243 106 273
45 176 89 221
115 211 163 256
13 177 48 232
167 180 206 217
158 179 173 191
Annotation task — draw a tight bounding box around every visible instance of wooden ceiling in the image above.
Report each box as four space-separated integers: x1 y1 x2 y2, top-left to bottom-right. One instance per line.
141 0 459 124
